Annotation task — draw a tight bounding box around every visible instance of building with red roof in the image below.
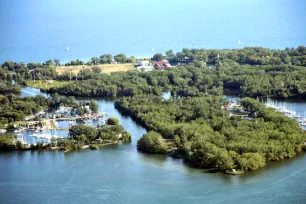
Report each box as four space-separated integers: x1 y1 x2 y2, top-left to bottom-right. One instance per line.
152 60 172 69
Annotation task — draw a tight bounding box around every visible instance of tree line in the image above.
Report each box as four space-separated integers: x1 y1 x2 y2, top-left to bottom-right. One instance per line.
157 46 306 66
2 46 306 99
47 63 306 99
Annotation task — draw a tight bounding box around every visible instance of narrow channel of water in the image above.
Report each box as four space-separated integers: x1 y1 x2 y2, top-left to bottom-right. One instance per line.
0 88 305 204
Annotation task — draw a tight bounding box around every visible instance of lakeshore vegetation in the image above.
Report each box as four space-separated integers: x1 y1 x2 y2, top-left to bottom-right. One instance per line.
116 96 306 172
1 46 306 173
0 120 131 151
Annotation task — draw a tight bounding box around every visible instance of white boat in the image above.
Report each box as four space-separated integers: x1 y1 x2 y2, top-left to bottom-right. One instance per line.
30 133 38 137
16 133 27 144
265 98 306 128
101 119 106 126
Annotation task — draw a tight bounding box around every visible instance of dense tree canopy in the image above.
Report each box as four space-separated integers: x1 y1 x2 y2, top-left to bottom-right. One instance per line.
2 46 306 100
46 61 306 99
166 46 306 66
106 117 120 125
0 95 48 127
137 131 168 154
69 120 130 145
115 96 306 172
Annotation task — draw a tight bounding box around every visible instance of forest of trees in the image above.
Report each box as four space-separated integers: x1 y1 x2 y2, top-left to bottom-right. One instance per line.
0 93 79 128
0 94 48 128
115 96 306 172
162 46 306 66
2 46 306 99
1 46 306 173
46 63 306 99
0 69 21 95
0 69 78 128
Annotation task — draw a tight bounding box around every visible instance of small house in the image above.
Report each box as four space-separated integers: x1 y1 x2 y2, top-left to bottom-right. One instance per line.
111 60 117 64
152 60 172 69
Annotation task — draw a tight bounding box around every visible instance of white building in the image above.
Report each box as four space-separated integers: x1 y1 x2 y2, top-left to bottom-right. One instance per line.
138 60 150 67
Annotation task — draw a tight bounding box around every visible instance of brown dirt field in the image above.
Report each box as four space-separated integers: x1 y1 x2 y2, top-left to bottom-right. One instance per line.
56 64 135 75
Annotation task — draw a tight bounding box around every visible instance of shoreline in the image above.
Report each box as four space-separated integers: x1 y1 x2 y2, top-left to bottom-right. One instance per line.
3 45 306 64
0 142 120 153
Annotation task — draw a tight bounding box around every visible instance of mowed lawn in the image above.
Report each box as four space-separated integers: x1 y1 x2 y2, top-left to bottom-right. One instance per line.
56 64 135 75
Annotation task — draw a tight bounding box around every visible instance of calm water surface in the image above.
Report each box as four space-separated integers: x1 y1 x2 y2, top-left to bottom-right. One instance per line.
0 0 306 63
1 0 306 202
0 87 306 204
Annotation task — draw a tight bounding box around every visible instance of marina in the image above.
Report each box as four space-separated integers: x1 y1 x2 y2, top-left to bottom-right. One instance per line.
11 103 108 146
224 95 306 130
265 98 306 129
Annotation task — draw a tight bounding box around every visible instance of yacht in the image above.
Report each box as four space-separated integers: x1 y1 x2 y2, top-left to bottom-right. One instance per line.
16 133 27 144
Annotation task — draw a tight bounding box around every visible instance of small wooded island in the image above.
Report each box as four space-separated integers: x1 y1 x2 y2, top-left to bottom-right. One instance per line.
1 46 306 174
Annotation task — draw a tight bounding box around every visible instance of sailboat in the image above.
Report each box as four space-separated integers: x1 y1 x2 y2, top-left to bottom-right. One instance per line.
16 133 27 144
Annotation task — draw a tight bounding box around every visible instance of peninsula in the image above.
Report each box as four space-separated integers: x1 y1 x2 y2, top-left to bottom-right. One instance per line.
1 46 306 174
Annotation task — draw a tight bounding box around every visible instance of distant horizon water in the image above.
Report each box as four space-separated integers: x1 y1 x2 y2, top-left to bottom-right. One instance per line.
1 0 305 63
2 45 306 65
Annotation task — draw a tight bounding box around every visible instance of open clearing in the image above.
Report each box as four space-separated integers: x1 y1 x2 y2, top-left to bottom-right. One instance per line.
26 80 73 89
56 64 135 75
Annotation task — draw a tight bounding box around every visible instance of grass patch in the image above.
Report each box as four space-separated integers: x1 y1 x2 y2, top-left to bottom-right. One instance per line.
25 80 73 90
56 63 135 75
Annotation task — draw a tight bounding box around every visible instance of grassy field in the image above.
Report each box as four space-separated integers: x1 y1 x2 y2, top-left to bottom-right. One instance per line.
56 63 135 75
26 80 73 90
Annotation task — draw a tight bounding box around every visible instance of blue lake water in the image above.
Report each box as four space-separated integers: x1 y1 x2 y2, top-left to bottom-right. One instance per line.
0 87 306 204
1 0 306 203
0 0 306 63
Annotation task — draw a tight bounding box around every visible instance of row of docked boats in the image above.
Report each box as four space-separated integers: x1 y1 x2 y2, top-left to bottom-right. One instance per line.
30 131 61 139
14 130 65 146
265 100 306 128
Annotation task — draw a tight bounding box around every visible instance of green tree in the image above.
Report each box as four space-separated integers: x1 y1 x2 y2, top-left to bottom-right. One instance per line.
106 117 120 125
166 50 174 59
114 54 127 63
91 57 99 65
53 59 61 66
89 100 98 113
137 131 167 154
45 60 53 66
152 53 165 61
